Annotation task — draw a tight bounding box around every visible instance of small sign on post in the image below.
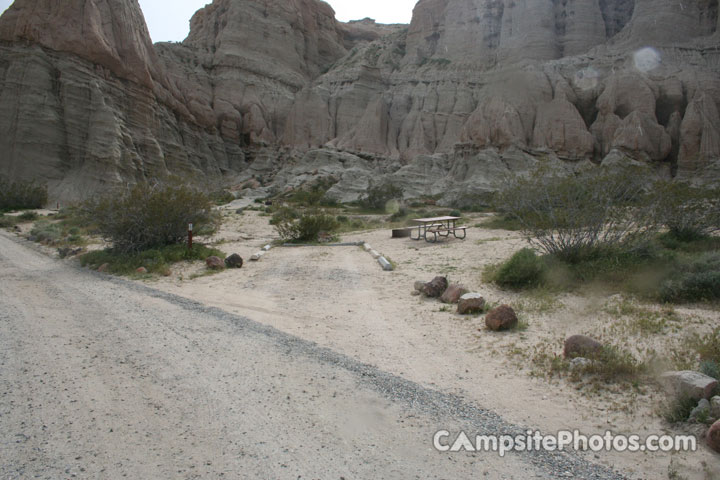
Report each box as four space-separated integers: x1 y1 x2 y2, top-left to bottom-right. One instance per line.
188 223 193 250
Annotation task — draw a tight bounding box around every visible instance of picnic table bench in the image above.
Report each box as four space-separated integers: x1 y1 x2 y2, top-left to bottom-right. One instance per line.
410 216 467 243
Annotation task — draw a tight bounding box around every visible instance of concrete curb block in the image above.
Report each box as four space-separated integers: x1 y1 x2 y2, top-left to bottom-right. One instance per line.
280 242 365 248
378 256 394 271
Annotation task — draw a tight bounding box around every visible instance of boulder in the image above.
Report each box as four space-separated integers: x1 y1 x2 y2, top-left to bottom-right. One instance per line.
440 284 469 304
660 371 719 401
224 254 243 269
136 267 148 274
485 305 518 331
421 276 449 298
708 420 720 454
564 335 603 359
413 281 426 292
457 293 485 315
205 256 225 270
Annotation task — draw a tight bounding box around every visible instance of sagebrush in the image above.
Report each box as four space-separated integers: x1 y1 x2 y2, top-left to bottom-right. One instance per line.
494 167 655 262
0 176 48 210
86 180 218 253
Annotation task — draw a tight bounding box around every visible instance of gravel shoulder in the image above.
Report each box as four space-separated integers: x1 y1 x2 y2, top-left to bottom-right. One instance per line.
0 231 625 479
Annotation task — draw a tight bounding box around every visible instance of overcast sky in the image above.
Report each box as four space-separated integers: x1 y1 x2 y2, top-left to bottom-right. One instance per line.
0 0 416 43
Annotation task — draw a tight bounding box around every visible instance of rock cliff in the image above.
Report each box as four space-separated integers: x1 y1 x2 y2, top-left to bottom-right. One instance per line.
0 0 718 203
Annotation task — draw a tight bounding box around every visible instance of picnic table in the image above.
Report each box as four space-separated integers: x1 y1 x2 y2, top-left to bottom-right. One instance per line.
410 216 467 243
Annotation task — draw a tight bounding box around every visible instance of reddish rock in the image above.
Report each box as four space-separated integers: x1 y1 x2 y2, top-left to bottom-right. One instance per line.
564 335 603 359
205 256 225 270
485 305 518 331
708 420 720 454
135 267 148 274
98 263 110 273
457 293 485 315
421 276 449 298
440 284 469 304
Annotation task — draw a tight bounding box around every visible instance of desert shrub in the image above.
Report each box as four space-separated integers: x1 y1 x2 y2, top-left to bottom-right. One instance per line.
0 214 17 229
81 244 224 276
494 167 655 263
336 215 349 223
360 183 404 211
86 180 217 253
660 394 699 424
209 190 236 206
30 221 63 244
272 210 338 243
18 211 39 221
651 181 720 241
700 360 720 380
0 176 48 210
489 248 546 289
658 252 720 302
389 207 409 222
584 346 645 381
286 178 338 207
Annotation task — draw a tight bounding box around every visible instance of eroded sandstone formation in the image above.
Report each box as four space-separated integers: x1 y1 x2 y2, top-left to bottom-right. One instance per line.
0 0 718 203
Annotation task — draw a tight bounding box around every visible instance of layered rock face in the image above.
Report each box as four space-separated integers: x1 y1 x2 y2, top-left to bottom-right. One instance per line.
0 0 719 203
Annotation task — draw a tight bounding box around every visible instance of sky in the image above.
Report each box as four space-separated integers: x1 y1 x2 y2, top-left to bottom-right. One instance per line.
0 0 416 43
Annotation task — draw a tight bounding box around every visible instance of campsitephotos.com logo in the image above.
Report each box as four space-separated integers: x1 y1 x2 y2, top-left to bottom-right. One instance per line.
433 430 697 457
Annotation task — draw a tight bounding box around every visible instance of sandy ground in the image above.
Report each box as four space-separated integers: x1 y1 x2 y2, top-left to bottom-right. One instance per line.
0 230 624 479
138 207 720 480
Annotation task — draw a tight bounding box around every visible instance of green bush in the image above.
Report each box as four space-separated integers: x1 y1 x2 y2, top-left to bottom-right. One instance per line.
494 167 655 263
285 178 338 207
651 181 720 241
209 190 236 206
81 244 224 276
490 248 546 289
360 183 404 211
0 214 17 229
30 221 63 244
700 360 720 380
0 176 48 210
658 252 720 302
86 180 218 253
18 211 39 221
272 210 338 243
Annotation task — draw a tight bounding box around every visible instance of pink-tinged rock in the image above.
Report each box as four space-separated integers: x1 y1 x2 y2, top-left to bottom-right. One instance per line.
485 305 518 331
564 335 603 359
457 293 485 315
707 420 720 454
136 267 148 274
205 256 225 270
660 371 719 401
440 284 469 304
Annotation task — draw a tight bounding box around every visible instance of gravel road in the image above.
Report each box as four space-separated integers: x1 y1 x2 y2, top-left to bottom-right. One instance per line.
0 232 625 479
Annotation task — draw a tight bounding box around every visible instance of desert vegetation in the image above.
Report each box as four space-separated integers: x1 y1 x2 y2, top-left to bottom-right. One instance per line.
486 167 720 303
0 176 48 211
85 179 219 253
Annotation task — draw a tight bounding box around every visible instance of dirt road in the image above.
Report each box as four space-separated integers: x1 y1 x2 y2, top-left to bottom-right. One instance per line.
0 232 623 479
